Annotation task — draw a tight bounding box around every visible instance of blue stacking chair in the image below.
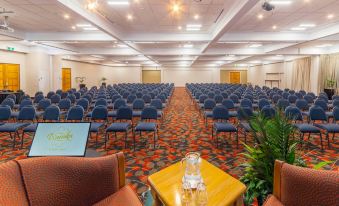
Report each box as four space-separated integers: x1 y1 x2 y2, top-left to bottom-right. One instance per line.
22 105 60 147
132 99 145 118
46 91 55 99
35 98 51 117
127 94 137 105
258 98 270 111
240 98 252 109
66 94 76 104
333 99 339 108
76 98 89 112
311 106 339 149
285 106 321 149
58 98 71 117
0 106 35 148
276 99 290 110
237 107 254 144
105 107 133 149
90 105 108 146
203 99 216 125
262 105 276 119
1 98 15 109
108 99 127 118
11 99 33 119
272 95 282 104
33 94 44 104
150 99 164 119
288 94 298 104
229 94 239 104
74 92 81 99
134 107 158 150
222 99 237 118
142 94 152 104
214 95 223 104
51 94 61 104
212 106 238 148
66 105 84 121
314 99 333 118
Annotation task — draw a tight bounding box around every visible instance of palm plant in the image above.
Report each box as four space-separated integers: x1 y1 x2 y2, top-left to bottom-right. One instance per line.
240 111 305 205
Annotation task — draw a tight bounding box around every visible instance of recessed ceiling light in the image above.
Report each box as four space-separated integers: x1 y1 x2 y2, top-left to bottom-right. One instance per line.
194 14 200 20
316 44 333 48
63 14 70 19
272 25 277 30
71 26 76 30
290 27 306 31
76 24 92 27
107 0 130 5
228 54 235 57
183 44 193 48
327 14 334 19
178 26 182 30
186 28 201 31
186 24 202 31
83 27 99 31
249 44 263 48
127 14 133 20
117 44 128 48
257 14 264 19
269 0 292 5
299 23 316 27
87 0 98 10
276 55 283 57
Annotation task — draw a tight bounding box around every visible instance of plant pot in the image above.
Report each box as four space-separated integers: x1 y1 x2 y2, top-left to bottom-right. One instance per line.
257 195 265 206
102 82 106 87
79 83 86 89
324 88 335 100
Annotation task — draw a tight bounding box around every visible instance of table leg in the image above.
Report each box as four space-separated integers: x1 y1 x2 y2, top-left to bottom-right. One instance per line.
151 187 162 206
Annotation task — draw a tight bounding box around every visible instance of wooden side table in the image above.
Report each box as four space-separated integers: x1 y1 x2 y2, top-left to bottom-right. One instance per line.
148 159 246 206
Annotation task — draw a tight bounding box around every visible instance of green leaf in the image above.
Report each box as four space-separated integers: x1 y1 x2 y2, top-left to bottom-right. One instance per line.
313 161 332 170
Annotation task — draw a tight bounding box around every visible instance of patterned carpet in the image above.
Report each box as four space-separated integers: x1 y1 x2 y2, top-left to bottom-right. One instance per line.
0 87 338 201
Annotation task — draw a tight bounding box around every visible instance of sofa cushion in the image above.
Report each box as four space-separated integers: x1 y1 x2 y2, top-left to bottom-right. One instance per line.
263 195 284 206
18 155 122 206
0 161 29 205
94 185 142 206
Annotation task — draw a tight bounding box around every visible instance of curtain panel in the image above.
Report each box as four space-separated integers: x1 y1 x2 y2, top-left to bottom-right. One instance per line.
319 54 339 94
291 57 311 91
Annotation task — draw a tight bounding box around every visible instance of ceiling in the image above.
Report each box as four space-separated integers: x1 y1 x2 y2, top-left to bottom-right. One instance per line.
1 0 339 68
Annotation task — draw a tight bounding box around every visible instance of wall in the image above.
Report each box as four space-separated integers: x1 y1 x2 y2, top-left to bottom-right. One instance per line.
162 68 220 87
61 60 142 89
220 68 248 83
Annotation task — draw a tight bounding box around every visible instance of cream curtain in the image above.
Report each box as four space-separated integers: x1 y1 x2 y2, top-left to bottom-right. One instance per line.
291 57 311 91
318 54 339 94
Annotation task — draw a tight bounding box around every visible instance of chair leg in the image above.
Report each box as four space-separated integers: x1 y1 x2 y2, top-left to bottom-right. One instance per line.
21 131 25 149
125 131 128 149
319 132 323 150
326 132 330 149
154 131 156 149
104 133 108 149
236 132 239 149
133 131 136 150
244 131 247 145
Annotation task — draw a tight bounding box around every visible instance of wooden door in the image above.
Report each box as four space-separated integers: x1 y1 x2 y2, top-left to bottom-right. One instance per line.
142 70 161 83
62 68 71 91
230 72 241 84
0 64 20 91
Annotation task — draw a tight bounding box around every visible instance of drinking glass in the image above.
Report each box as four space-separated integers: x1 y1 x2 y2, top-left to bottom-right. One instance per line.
180 181 193 205
196 182 208 206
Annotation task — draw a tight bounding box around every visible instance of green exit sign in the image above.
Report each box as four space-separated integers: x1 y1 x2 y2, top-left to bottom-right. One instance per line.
7 47 15 51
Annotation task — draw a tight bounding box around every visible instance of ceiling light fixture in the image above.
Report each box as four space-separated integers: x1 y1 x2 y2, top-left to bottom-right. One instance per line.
183 44 193 48
268 0 292 5
299 23 316 27
76 24 92 27
316 44 333 48
290 27 306 31
169 0 183 17
327 14 334 19
107 0 130 5
87 0 99 10
63 14 70 19
117 44 128 48
186 24 202 31
178 26 182 30
83 27 99 31
71 26 76 30
249 44 263 48
127 14 133 20
194 14 200 20
272 25 277 30
257 14 264 20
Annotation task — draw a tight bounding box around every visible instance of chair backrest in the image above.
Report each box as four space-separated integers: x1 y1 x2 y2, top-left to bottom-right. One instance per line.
132 99 145 110
0 105 11 120
277 99 290 110
76 98 89 110
67 94 76 104
295 99 309 111
285 106 302 121
46 91 55 99
272 95 282 104
333 99 339 108
204 99 216 110
66 105 84 121
1 98 15 109
258 98 270 110
199 95 208 103
95 98 107 107
314 99 328 111
141 107 158 120
229 94 239 103
18 106 36 121
150 99 163 110
6 94 16 102
114 99 127 110
303 94 314 104
50 94 61 104
237 107 253 121
221 99 235 109
34 94 44 104
261 105 276 119
127 95 137 104
19 99 33 110
43 105 60 121
91 105 108 120
240 98 252 108
271 160 338 206
58 98 71 110
116 106 133 120
142 95 152 104
333 106 339 122
37 98 51 111
214 95 223 104
212 106 229 120
309 105 327 121
288 95 298 103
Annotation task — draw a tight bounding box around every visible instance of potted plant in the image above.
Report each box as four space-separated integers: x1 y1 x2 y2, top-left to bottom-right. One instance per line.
75 77 86 89
324 78 336 100
240 111 305 205
100 77 107 87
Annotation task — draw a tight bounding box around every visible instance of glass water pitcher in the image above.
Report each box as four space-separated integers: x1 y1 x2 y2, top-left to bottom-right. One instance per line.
181 152 202 188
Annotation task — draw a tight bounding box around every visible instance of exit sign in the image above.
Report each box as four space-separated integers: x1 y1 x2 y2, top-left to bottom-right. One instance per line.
7 47 15 51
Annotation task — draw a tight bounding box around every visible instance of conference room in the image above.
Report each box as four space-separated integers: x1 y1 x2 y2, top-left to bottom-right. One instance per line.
0 0 338 205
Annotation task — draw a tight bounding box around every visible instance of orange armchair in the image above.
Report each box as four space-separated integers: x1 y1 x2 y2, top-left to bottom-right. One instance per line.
0 152 142 206
263 160 338 206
